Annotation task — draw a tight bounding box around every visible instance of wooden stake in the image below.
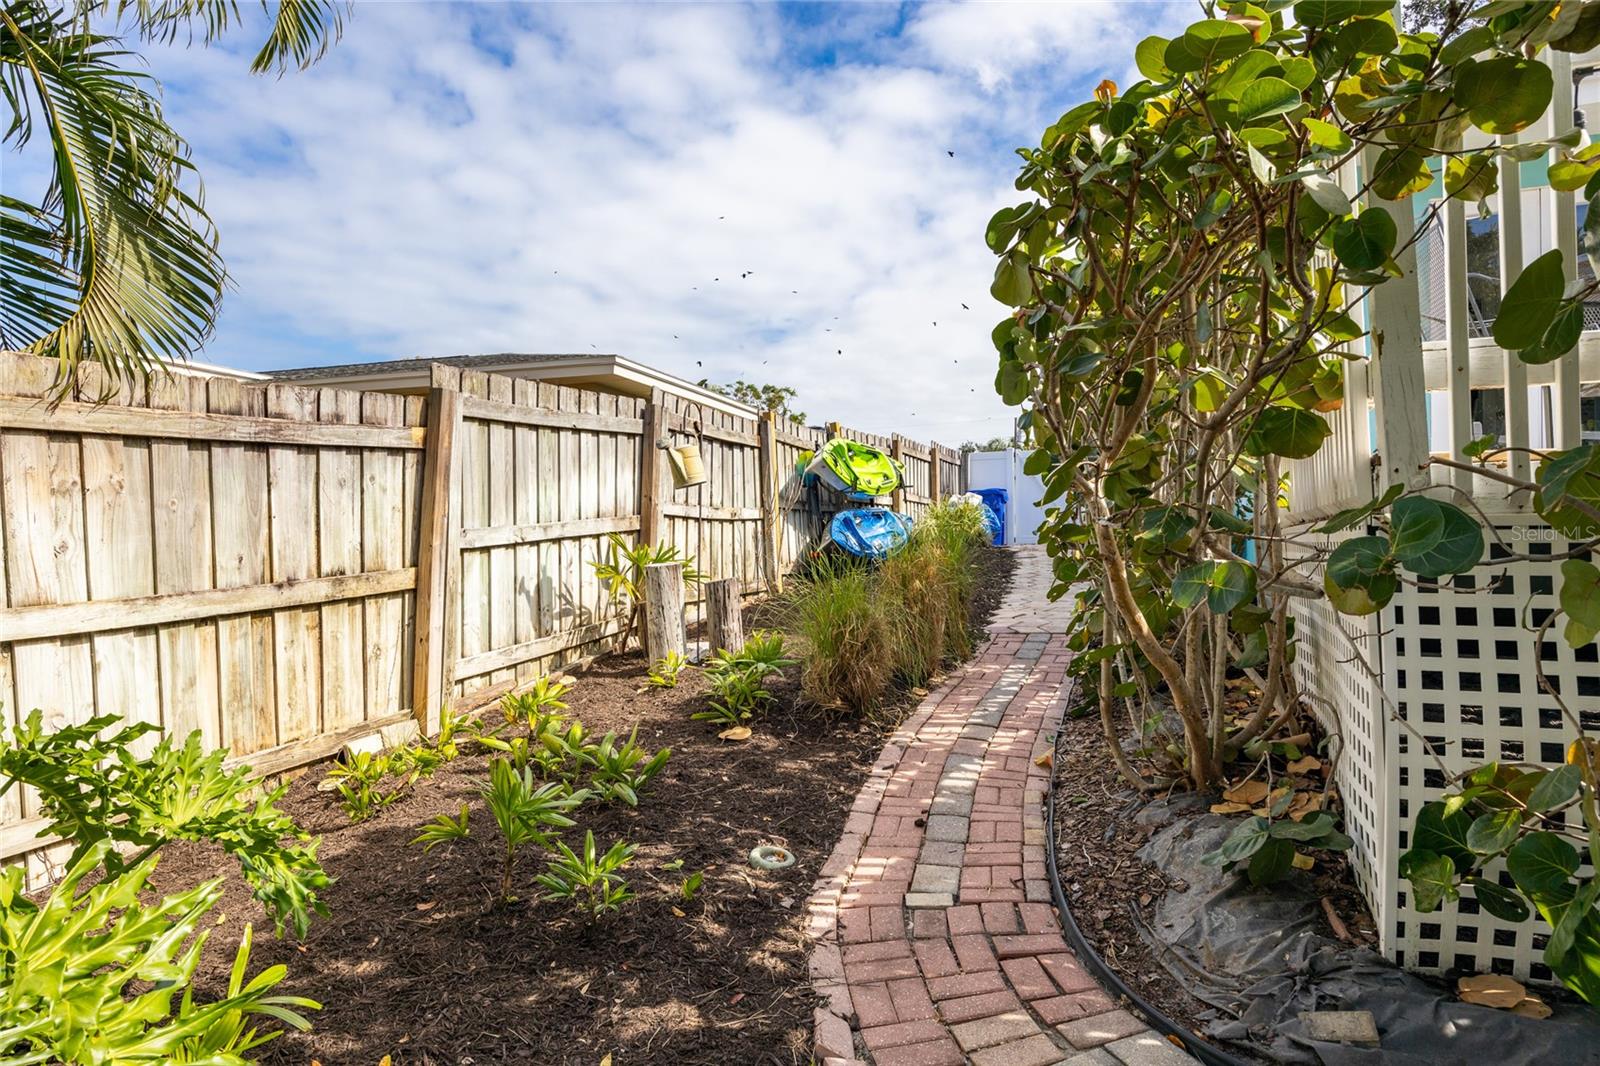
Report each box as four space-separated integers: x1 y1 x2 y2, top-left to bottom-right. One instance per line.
639 388 665 547
705 577 744 656
891 434 906 513
643 562 685 665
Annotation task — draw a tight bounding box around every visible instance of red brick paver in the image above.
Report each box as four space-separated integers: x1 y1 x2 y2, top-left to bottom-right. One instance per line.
804 546 1195 1065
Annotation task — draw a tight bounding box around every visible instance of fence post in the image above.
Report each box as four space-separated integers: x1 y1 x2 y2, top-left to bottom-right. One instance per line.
827 420 842 440
1362 143 1431 494
644 562 685 665
706 576 744 655
639 388 665 548
757 411 782 595
930 442 943 503
891 434 906 513
412 384 461 736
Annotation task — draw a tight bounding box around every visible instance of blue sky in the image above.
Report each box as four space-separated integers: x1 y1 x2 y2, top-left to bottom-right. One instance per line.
8 0 1193 439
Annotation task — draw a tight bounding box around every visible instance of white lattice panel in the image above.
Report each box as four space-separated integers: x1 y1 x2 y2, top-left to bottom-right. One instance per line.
1288 533 1388 924
1385 518 1597 981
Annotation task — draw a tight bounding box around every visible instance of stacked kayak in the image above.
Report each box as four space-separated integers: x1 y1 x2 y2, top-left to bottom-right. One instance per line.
805 438 905 498
829 508 913 560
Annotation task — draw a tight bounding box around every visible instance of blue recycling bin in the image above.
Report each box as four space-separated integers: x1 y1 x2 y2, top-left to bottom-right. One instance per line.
974 487 1008 546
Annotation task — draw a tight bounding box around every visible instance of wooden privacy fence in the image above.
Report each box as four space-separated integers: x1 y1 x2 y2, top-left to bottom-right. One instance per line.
0 354 965 876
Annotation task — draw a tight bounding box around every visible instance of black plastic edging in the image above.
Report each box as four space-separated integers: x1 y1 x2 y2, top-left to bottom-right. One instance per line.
1043 780 1252 1066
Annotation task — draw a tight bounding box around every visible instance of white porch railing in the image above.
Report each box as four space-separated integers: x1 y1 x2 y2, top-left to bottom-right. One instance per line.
1281 46 1600 986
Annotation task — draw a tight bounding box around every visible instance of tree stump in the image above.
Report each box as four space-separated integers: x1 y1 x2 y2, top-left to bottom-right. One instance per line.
644 562 685 665
706 577 744 655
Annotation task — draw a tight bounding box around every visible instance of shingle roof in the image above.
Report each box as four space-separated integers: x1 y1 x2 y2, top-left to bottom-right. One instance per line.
264 352 616 381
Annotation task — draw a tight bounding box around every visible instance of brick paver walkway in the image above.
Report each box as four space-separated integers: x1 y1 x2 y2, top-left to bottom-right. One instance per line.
806 546 1197 1066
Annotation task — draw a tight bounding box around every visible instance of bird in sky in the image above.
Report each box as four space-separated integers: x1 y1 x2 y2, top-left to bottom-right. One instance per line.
961 303 969 310
947 150 954 157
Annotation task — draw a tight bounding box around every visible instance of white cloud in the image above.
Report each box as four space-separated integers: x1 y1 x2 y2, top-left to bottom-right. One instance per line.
5 0 1198 441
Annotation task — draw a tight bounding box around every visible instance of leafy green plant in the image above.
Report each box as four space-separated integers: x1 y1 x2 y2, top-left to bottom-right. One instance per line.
535 720 599 782
1400 750 1600 1006
587 726 671 806
0 840 319 1066
327 751 404 823
411 803 472 853
696 663 775 726
591 533 706 650
647 651 689 688
1203 810 1353 887
988 0 1600 795
534 830 637 919
0 711 329 937
680 869 705 902
501 675 572 725
481 758 588 902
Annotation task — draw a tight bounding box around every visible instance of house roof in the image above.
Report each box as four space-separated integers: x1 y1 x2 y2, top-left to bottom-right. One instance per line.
265 351 761 419
263 352 601 381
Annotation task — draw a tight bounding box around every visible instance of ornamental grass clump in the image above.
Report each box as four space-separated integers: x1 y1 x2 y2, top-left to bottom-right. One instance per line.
786 555 897 711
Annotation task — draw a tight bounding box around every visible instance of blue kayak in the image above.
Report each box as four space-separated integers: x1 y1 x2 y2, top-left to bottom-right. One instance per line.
829 508 913 559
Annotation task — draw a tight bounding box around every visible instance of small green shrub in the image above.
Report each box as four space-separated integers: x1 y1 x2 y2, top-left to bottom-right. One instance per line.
0 711 330 937
0 841 319 1065
501 675 572 725
535 830 636 918
481 758 588 902
411 803 471 852
695 664 774 725
680 869 705 902
591 534 706 650
647 651 689 688
327 750 404 823
588 726 670 806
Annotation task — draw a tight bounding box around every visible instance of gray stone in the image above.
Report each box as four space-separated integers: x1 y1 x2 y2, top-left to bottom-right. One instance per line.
1103 1032 1200 1065
1060 1051 1119 1066
1298 1011 1379 1045
903 891 955 909
930 793 974 817
910 864 961 894
925 814 969 842
919 840 965 866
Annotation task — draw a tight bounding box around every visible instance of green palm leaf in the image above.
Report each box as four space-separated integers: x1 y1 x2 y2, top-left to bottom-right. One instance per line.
0 1 346 397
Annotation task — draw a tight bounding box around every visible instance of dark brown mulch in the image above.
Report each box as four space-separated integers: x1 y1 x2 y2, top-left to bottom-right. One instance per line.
154 546 1016 1066
1049 702 1378 1045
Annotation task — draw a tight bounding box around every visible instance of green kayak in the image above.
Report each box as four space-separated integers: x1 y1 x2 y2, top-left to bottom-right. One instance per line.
804 437 905 497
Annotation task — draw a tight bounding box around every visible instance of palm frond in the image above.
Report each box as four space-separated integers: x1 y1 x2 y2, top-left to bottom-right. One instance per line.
110 0 348 74
1 0 224 394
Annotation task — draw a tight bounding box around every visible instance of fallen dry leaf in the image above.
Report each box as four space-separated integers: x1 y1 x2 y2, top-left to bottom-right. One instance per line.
1458 973 1527 1009
600 1055 613 1066
670 906 685 918
728 992 746 1006
911 687 929 697
1512 992 1552 1019
1210 801 1252 814
1034 752 1054 769
1287 755 1323 775
1291 851 1315 871
1288 791 1327 821
718 726 753 741
415 901 436 911
1223 780 1270 805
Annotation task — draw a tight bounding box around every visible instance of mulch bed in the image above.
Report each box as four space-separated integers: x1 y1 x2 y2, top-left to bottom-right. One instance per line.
1049 700 1378 1046
153 545 1017 1066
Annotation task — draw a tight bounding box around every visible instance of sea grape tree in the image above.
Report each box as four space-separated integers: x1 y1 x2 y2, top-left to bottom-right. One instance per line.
989 0 1600 998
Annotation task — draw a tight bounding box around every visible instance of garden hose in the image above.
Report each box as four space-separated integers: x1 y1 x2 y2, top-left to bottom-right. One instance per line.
1043 774 1254 1066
